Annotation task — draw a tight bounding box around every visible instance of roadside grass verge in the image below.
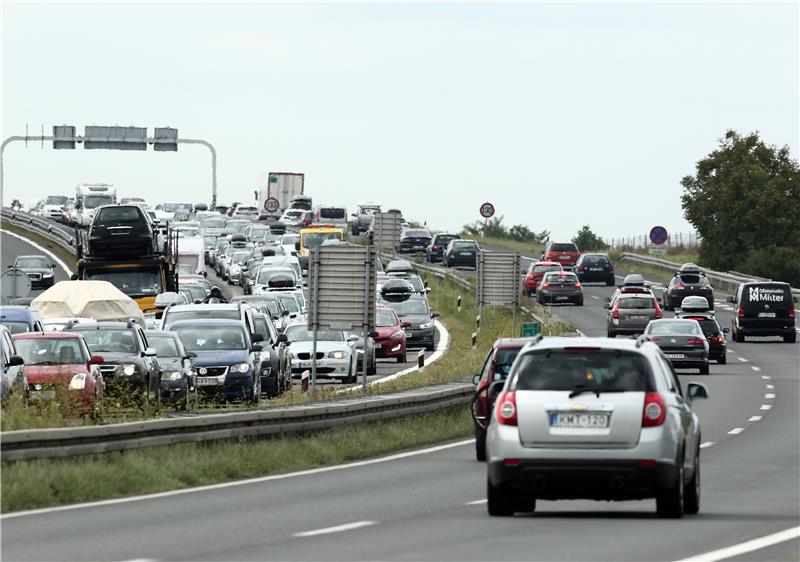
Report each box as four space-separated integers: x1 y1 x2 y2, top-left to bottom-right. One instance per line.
468 235 543 256
0 223 77 271
1 404 473 513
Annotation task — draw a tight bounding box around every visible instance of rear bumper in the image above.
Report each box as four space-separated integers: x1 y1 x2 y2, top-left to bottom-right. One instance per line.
539 291 582 302
738 320 796 336
488 459 679 500
578 272 615 283
446 255 476 266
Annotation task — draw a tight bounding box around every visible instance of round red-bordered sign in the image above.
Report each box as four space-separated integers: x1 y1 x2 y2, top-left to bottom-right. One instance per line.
649 225 669 245
479 202 495 219
264 198 280 213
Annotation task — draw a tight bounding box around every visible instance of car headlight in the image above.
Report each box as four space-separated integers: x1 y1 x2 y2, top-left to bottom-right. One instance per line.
68 373 86 390
161 371 182 381
391 331 404 340
420 322 434 329
122 364 137 376
231 362 250 373
328 351 347 359
231 265 241 275
42 272 54 278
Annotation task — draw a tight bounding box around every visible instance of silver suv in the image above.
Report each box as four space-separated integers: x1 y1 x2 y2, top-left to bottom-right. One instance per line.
485 336 709 518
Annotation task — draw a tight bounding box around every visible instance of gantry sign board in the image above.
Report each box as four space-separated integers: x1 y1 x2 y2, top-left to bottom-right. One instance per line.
477 251 521 307
372 211 403 251
307 245 377 332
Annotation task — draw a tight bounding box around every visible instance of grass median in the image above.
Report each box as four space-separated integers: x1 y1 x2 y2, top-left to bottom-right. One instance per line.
1 404 473 513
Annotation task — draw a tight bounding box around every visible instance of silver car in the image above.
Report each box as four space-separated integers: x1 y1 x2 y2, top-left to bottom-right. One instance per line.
606 293 662 337
485 336 708 518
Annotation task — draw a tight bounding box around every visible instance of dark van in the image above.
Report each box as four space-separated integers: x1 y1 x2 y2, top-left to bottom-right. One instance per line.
729 282 797 343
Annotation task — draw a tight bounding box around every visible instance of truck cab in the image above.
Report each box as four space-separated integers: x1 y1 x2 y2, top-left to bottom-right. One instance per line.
73 184 117 228
296 225 344 274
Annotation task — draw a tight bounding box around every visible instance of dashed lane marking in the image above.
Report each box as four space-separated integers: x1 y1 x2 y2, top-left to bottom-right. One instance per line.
765 393 776 399
761 375 771 380
751 366 761 372
760 404 773 411
765 385 774 390
728 427 745 435
699 442 715 449
466 499 488 505
737 357 749 363
294 521 377 538
748 416 762 422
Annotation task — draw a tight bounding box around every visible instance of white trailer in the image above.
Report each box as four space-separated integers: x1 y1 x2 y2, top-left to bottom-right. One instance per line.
176 235 205 275
256 172 305 216
73 184 117 228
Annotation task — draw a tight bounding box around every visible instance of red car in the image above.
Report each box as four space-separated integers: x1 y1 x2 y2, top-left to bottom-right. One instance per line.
523 261 563 296
542 242 581 269
12 332 105 416
471 337 536 461
373 307 408 363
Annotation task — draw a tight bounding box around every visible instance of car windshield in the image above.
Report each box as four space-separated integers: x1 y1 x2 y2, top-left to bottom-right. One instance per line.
1 321 30 334
46 196 68 205
646 321 701 336
376 310 399 327
96 207 140 223
386 299 429 316
183 285 205 301
515 350 652 392
403 277 425 292
551 243 578 252
201 219 226 229
14 338 87 365
682 317 721 335
84 268 161 297
178 265 196 275
15 257 50 269
148 336 180 358
281 234 299 245
232 251 250 264
533 264 561 273
320 208 346 219
619 297 656 310
285 211 302 218
165 310 240 328
583 256 609 266
77 329 137 354
174 326 247 351
276 295 300 313
493 347 523 377
302 231 342 247
84 195 114 209
451 241 477 249
284 326 344 342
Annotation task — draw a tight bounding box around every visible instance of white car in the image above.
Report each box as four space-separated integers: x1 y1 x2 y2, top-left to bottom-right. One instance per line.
284 325 358 383
252 267 300 295
279 210 304 226
279 233 300 257
41 317 96 331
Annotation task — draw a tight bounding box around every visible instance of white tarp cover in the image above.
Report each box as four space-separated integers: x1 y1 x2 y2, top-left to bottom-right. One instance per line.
31 280 145 326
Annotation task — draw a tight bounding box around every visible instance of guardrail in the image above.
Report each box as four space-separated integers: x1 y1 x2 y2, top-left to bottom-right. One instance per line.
1 382 472 461
1 207 76 254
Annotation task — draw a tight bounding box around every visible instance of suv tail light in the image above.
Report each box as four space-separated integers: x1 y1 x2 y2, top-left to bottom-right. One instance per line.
688 336 705 346
738 307 745 318
674 284 685 290
789 308 796 319
710 335 724 344
654 300 663 319
496 391 517 426
642 392 666 427
612 302 620 319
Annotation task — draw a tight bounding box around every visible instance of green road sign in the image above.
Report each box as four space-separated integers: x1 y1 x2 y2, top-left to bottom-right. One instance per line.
521 322 540 337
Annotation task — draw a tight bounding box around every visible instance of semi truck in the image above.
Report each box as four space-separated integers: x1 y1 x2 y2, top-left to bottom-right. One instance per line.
72 184 117 228
256 172 305 218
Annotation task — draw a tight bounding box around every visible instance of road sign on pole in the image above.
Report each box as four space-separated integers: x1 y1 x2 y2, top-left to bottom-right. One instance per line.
264 197 280 213
479 202 495 219
649 225 669 245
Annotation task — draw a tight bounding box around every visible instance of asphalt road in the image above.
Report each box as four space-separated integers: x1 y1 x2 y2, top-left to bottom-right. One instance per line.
0 228 72 301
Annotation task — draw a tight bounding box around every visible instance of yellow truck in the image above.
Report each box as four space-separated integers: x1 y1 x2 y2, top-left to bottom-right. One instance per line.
296 224 344 274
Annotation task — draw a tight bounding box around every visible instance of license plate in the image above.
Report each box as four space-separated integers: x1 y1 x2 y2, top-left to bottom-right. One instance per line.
29 390 56 400
629 315 648 320
299 361 314 368
589 268 602 272
758 312 776 318
555 295 569 301
560 256 570 260
198 376 221 386
460 252 471 256
550 413 609 428
666 353 685 359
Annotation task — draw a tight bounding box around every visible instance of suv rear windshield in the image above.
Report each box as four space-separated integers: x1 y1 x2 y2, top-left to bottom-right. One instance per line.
550 243 578 252
96 206 141 223
742 283 793 308
682 317 721 336
452 241 477 249
677 274 705 285
435 235 458 244
319 208 346 219
582 255 610 266
514 350 653 392
619 297 656 309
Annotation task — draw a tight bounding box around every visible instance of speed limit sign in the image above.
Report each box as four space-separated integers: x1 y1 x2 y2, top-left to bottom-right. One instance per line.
264 198 280 213
479 202 495 219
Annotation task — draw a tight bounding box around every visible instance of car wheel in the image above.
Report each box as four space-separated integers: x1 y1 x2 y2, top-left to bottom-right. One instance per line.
487 479 516 517
575 298 584 307
607 330 616 338
700 362 709 375
684 447 701 515
735 330 745 343
784 331 797 343
717 353 727 365
397 353 405 363
656 459 684 518
425 342 435 352
475 425 487 462
606 278 615 287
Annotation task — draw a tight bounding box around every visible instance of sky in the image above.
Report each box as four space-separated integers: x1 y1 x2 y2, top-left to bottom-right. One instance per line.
2 1 798 240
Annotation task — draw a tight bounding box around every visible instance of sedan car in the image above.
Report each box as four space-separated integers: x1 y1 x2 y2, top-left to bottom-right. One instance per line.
536 272 583 306
663 264 714 311
145 330 198 410
373 307 408 363
397 229 432 254
284 325 358 384
575 253 616 286
485 336 708 518
13 331 105 416
644 319 710 374
523 262 563 297
13 255 56 289
443 239 479 268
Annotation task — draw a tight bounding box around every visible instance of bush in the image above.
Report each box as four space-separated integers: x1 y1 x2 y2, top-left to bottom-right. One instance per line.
738 246 800 287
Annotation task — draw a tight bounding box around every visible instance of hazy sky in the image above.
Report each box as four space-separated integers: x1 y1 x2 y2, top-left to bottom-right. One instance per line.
2 2 798 240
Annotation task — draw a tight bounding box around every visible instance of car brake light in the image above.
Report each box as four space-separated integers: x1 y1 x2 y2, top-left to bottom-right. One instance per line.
578 266 585 273
688 337 705 346
575 282 582 288
738 307 745 318
609 264 615 272
711 335 724 344
650 337 662 344
496 391 517 426
612 302 619 319
540 282 549 289
674 284 685 290
642 392 666 426
431 245 437 251
654 300 662 319
790 308 796 319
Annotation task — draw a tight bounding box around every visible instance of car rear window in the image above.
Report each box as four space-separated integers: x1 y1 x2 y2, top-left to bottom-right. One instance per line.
452 241 477 249
404 230 430 238
742 284 793 308
583 255 609 266
678 274 704 285
96 206 141 223
550 243 578 252
533 264 561 273
646 321 701 336
683 317 721 335
544 273 578 283
320 207 346 220
436 235 458 244
619 297 656 310
514 350 653 392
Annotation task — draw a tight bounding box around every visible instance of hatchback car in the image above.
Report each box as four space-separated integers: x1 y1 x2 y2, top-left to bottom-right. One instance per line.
443 239 479 268
12 255 56 289
373 307 408 363
536 272 583 306
644 319 710 374
284 325 358 383
663 264 714 311
88 204 159 258
426 233 460 263
606 293 662 337
523 262 563 296
485 336 708 518
541 242 581 270
728 282 797 343
575 254 615 286
397 229 432 254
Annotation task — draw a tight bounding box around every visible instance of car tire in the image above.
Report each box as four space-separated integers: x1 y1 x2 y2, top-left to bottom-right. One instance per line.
735 330 745 343
607 330 616 338
717 354 727 365
784 332 797 343
475 426 487 462
656 461 684 519
700 362 709 375
397 353 406 363
368 361 377 376
606 278 615 287
487 479 516 517
684 447 701 515
575 298 584 307
425 342 435 352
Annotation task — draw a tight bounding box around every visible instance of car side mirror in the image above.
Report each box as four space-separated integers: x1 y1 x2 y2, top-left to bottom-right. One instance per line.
348 334 360 342
276 333 288 345
282 310 290 317
431 311 440 318
8 355 24 367
186 351 198 359
368 331 379 339
89 355 105 365
50 263 56 269
603 303 611 309
687 382 709 403
401 321 412 329
425 287 432 293
722 328 730 334
143 347 157 357
295 242 301 251
487 380 505 400
252 333 265 343
472 373 481 385
726 295 736 304
251 344 263 353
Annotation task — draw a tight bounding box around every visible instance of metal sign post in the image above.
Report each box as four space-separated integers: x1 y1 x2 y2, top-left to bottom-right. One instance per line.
1 268 32 304
476 250 520 338
310 247 321 391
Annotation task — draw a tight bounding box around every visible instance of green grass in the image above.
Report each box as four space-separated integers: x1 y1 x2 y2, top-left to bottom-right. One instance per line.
0 223 77 271
468 235 543 256
1 405 473 513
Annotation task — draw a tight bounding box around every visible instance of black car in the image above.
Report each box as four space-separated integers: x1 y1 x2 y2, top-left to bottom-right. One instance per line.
575 253 615 286
12 255 56 289
443 239 479 268
252 312 291 397
67 322 162 403
397 229 432 254
145 330 198 410
663 263 714 311
644 319 710 374
88 205 159 258
729 282 797 343
426 233 460 263
381 294 438 351
674 313 728 364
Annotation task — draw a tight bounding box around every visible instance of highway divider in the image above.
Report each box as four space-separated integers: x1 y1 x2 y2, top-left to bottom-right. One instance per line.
1 208 76 253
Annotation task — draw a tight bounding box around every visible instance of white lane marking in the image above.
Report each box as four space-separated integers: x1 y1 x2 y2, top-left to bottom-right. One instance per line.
765 393 776 399
1 228 73 275
728 349 736 354
466 499 487 505
737 357 749 363
728 427 745 435
675 525 800 562
590 295 600 300
766 385 774 390
720 306 734 311
1 438 475 519
699 442 715 449
751 366 761 372
294 521 376 538
760 404 773 411
748 416 762 422
761 375 771 380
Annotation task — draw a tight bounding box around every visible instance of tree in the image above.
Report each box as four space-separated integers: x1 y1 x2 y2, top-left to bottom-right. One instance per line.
572 225 607 251
681 130 800 283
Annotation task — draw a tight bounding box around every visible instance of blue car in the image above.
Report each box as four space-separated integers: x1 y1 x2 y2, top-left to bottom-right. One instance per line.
0 306 44 335
169 319 263 403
